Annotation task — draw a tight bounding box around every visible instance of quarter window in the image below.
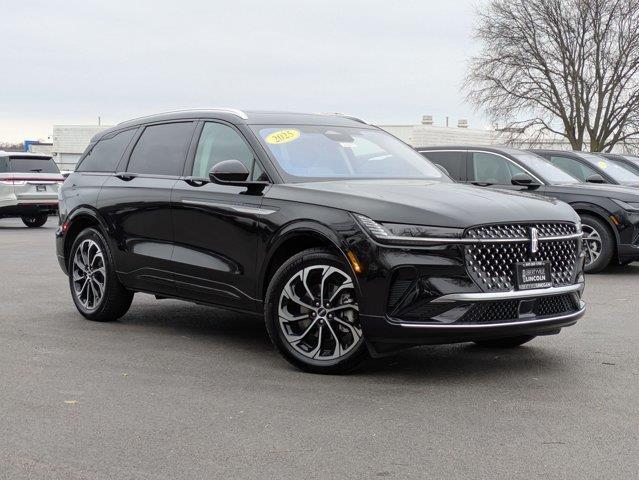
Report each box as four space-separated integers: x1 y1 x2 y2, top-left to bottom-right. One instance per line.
192 122 265 181
549 156 598 182
77 129 136 172
127 122 194 176
469 152 526 184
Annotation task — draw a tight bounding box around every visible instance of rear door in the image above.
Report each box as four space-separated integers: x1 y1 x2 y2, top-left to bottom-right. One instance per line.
98 121 196 294
170 120 269 309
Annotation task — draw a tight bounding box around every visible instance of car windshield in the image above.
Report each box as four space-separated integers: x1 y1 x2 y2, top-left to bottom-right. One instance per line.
252 125 448 182
575 152 639 183
9 157 60 173
606 157 639 176
504 149 581 184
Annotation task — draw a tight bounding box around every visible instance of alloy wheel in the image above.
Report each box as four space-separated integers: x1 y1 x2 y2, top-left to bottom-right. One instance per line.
582 224 602 267
277 265 362 361
72 239 106 310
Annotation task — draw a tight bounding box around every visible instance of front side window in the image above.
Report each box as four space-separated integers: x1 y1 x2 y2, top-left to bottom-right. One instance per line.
127 122 194 176
77 129 136 173
8 157 60 174
468 152 526 184
192 122 265 181
549 156 598 182
251 125 446 182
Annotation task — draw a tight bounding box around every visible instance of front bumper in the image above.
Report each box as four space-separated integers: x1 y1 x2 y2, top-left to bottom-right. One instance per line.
348 228 585 347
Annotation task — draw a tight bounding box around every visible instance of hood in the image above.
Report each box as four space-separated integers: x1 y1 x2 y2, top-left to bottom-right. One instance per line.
266 180 579 228
547 182 639 202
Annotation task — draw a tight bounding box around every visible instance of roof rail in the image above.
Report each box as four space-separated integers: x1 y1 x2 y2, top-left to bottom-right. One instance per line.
118 108 249 125
321 112 368 125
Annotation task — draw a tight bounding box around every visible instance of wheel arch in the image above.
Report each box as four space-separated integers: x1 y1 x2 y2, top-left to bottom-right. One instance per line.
259 221 361 300
570 202 619 260
62 207 111 268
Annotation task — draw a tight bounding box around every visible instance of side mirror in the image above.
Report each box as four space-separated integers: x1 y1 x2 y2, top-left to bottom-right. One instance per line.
586 173 606 184
511 172 540 188
208 160 269 194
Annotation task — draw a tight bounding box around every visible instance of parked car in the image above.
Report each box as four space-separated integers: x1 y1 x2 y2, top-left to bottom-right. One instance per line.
531 149 639 187
0 151 63 227
598 153 639 176
418 146 639 272
56 110 585 373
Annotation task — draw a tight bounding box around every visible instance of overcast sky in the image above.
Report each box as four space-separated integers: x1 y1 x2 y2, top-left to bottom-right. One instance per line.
0 0 486 142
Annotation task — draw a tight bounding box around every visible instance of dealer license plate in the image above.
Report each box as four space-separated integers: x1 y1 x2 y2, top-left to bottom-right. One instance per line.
515 261 552 290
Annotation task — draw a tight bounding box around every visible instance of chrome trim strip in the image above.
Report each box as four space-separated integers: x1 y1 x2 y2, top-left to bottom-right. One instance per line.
396 304 585 329
119 108 249 124
430 283 583 303
181 199 276 215
379 232 582 245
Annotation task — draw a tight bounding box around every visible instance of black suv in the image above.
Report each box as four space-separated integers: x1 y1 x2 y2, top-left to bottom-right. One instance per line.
419 146 639 272
531 149 639 187
57 111 585 373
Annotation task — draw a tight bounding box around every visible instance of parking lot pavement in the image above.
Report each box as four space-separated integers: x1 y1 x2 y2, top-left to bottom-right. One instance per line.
0 218 637 480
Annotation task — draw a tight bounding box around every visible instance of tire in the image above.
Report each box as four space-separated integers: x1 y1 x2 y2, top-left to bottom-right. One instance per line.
264 248 368 374
21 214 48 228
68 227 133 322
473 335 536 348
580 214 614 273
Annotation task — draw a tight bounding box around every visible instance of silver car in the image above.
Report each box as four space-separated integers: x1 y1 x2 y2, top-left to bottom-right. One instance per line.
0 151 64 227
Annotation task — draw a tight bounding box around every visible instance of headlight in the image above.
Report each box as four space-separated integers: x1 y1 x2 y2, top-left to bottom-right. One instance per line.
611 199 639 212
354 214 463 245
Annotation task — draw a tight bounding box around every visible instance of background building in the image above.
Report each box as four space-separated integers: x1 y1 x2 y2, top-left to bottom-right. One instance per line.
52 125 111 170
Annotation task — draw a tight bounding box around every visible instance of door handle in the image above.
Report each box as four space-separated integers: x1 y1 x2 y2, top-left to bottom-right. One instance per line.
115 172 137 181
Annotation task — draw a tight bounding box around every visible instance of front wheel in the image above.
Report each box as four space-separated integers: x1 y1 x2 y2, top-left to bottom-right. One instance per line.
264 248 368 374
580 214 614 273
473 335 536 348
21 214 48 228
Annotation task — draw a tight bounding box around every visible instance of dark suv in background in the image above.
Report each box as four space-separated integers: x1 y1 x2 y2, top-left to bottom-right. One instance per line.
532 149 639 187
56 111 585 373
419 146 639 272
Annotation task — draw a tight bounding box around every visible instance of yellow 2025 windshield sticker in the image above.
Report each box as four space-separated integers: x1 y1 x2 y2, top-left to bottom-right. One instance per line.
598 161 608 170
265 129 300 145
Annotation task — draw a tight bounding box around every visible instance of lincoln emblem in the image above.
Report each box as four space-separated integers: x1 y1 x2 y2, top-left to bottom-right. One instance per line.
530 227 539 254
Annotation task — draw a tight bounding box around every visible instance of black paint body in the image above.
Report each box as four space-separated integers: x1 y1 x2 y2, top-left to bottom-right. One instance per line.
56 113 585 351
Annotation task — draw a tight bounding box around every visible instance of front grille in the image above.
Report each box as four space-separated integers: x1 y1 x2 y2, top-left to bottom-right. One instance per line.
465 223 579 292
460 294 579 324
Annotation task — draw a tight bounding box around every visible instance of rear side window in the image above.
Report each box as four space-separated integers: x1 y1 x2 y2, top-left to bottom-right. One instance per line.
8 157 60 173
420 151 465 180
77 129 136 172
126 122 194 176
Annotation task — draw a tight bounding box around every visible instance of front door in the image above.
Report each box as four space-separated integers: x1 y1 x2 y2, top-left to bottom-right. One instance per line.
170 121 271 311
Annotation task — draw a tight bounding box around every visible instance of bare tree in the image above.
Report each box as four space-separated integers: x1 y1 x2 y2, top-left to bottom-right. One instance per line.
466 0 639 152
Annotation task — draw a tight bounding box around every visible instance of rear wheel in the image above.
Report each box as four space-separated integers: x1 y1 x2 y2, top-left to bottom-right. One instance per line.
21 214 48 228
69 228 133 321
580 214 614 273
473 335 536 348
265 248 368 374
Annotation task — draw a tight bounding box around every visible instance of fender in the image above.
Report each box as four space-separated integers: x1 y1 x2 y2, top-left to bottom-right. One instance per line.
58 205 112 267
569 201 620 244
258 218 363 299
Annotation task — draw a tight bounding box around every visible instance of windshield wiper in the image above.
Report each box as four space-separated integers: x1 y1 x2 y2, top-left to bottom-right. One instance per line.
29 168 43 172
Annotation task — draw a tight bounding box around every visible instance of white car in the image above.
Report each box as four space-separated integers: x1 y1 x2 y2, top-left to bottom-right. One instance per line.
0 151 64 227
